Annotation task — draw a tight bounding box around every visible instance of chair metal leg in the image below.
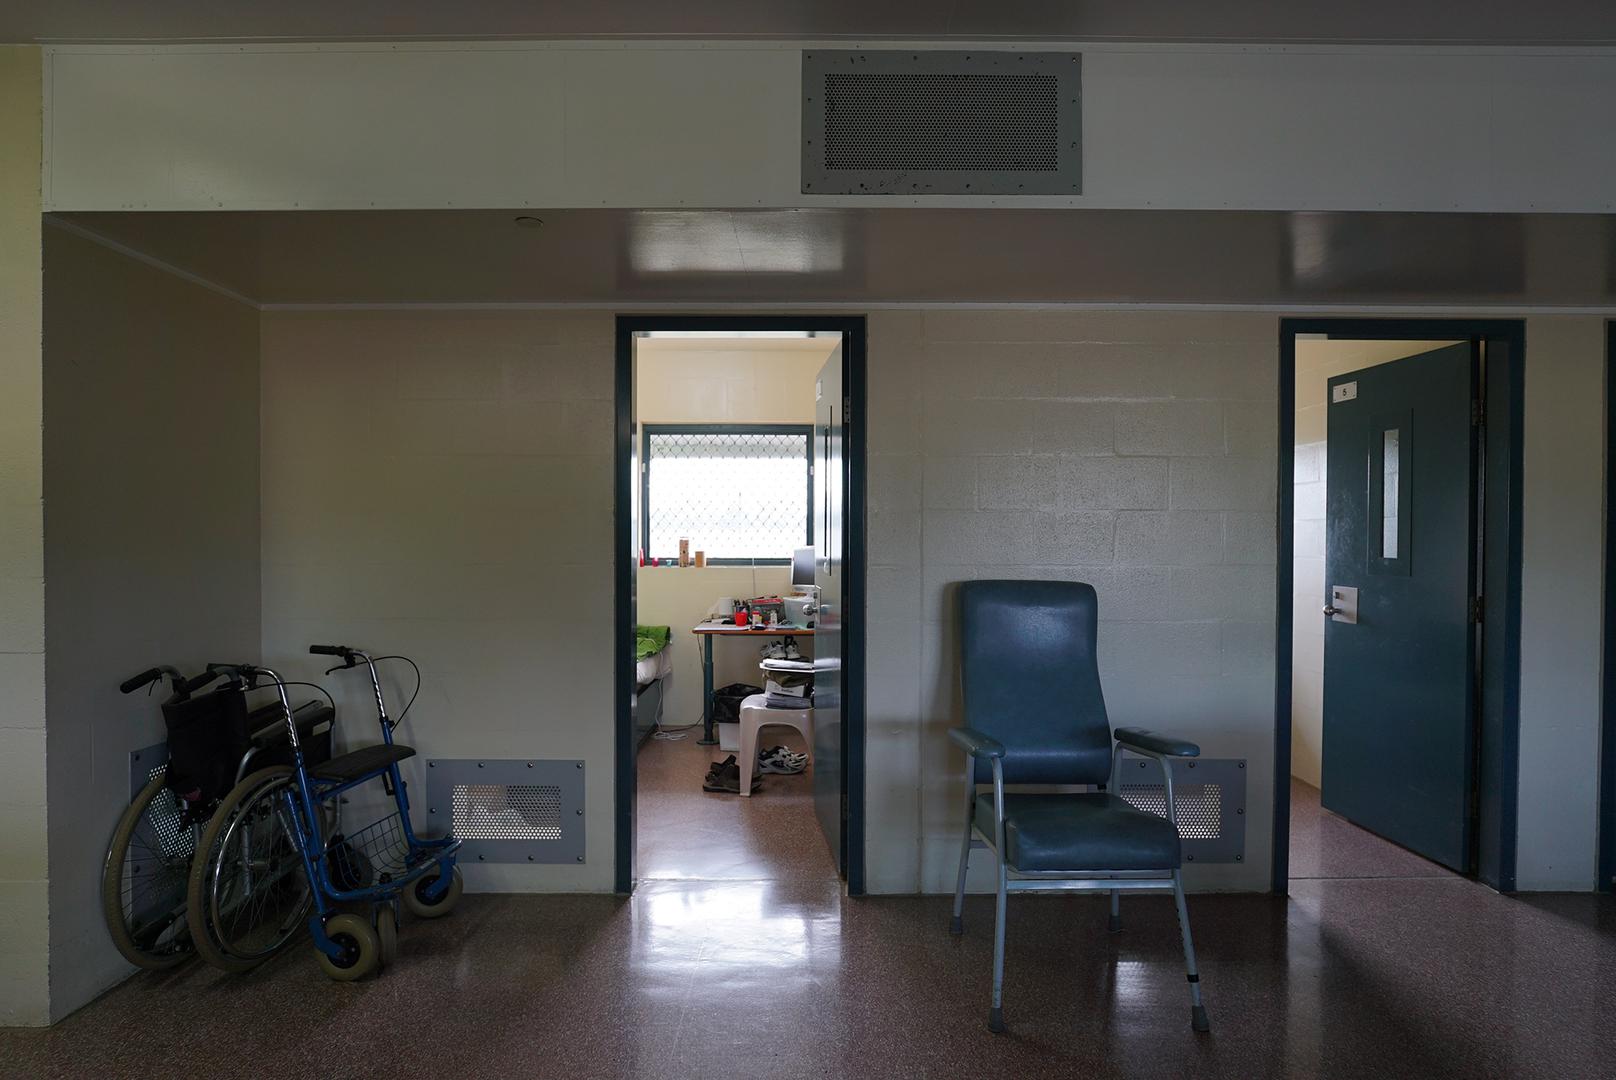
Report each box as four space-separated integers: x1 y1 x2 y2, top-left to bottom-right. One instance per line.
950 785 973 936
1108 888 1121 932
988 854 1008 1033
1172 871 1210 1032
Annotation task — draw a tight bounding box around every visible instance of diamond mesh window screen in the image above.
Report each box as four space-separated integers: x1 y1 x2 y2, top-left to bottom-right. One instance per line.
643 427 812 562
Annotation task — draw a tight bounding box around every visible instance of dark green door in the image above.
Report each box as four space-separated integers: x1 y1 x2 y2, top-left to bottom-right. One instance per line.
1321 343 1479 871
813 343 845 875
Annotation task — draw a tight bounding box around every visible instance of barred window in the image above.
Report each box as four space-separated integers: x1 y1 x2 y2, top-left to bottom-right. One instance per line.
642 426 813 564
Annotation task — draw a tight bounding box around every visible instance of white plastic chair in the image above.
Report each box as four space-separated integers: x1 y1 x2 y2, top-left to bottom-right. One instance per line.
737 693 813 797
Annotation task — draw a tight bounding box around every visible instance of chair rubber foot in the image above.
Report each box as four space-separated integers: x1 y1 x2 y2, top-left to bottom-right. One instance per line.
949 915 963 936
988 1007 1005 1034
1107 915 1122 933
1191 1005 1210 1032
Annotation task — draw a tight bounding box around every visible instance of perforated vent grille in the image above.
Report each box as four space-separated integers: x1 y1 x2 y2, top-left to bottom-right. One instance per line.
1121 783 1224 841
452 784 563 841
143 763 195 859
821 73 1059 172
802 51 1081 195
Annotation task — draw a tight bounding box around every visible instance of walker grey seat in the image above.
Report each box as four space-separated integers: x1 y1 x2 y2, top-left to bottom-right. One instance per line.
948 579 1209 1034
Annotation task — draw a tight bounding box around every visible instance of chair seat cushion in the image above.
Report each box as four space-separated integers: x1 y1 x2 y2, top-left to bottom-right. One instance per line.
973 792 1181 872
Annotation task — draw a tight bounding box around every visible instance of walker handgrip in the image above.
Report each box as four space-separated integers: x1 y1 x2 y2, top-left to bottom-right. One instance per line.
309 645 347 656
119 668 162 694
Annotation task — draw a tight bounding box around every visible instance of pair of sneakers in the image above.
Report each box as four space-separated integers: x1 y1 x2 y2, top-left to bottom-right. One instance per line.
759 640 803 661
758 745 807 774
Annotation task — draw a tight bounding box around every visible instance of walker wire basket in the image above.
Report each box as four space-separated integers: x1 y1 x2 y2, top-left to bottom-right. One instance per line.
321 811 430 892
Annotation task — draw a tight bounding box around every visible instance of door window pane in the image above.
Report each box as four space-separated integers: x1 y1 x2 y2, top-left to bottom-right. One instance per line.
1381 428 1400 559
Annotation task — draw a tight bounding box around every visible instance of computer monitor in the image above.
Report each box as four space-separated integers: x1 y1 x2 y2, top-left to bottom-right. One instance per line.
791 546 815 589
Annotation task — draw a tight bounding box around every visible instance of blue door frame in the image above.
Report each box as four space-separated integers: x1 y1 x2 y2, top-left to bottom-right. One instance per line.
1602 321 1616 892
614 315 868 896
1275 319 1525 894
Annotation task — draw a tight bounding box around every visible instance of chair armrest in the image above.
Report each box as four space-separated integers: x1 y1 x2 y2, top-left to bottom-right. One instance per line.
948 727 1006 759
1114 727 1200 758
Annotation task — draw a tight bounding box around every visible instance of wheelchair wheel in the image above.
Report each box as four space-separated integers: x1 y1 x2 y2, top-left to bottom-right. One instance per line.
187 766 312 973
402 865 462 919
375 905 398 967
317 912 382 981
101 772 196 969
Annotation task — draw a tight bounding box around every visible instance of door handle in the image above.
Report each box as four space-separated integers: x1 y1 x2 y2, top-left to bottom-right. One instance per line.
1322 605 1341 617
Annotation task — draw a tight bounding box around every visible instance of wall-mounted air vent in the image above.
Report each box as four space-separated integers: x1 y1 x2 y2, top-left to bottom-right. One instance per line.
1118 755 1247 864
425 759 585 864
802 51 1082 196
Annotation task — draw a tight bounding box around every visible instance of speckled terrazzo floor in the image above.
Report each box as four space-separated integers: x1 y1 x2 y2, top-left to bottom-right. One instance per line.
5 771 1613 1078
1288 778 1455 880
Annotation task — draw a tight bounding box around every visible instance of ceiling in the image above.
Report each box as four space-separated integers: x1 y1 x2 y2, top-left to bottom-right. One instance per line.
50 208 1616 308
7 1 1616 45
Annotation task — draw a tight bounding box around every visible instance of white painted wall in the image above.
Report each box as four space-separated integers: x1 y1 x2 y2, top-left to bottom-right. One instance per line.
1517 316 1607 891
1290 339 1459 789
254 305 1611 896
41 226 261 1020
258 307 1281 897
258 309 616 891
0 44 48 1028
634 337 828 730
41 42 1616 214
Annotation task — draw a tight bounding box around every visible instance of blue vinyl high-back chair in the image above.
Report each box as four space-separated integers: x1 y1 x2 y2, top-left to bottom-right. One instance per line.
948 579 1209 1034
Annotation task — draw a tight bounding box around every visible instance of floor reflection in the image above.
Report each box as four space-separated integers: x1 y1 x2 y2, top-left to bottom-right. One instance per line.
635 729 835 883
5 765 1614 1078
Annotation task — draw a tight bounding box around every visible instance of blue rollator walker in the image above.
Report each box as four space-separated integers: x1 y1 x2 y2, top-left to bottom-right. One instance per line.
223 646 461 980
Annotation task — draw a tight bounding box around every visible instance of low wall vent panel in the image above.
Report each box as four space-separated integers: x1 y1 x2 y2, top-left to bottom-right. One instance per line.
1118 755 1246 864
425 759 584 864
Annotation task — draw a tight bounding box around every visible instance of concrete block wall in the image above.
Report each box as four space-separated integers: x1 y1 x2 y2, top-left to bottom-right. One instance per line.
42 227 261 1020
1517 317 1607 890
0 45 47 1027
864 310 1279 894
258 309 617 891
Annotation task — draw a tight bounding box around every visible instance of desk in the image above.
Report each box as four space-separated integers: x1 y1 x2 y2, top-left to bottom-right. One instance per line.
691 624 815 745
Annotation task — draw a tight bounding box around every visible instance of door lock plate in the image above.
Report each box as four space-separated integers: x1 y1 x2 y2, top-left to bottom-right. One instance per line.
1326 586 1358 624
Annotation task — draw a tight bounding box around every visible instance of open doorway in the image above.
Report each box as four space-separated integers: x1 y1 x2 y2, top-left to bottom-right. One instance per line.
613 317 867 895
1275 320 1524 893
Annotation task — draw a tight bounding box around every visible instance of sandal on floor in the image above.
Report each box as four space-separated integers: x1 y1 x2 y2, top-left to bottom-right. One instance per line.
702 760 762 794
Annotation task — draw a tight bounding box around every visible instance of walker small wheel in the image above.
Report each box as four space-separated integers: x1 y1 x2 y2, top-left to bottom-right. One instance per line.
375 905 398 967
402 865 462 919
316 912 382 981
